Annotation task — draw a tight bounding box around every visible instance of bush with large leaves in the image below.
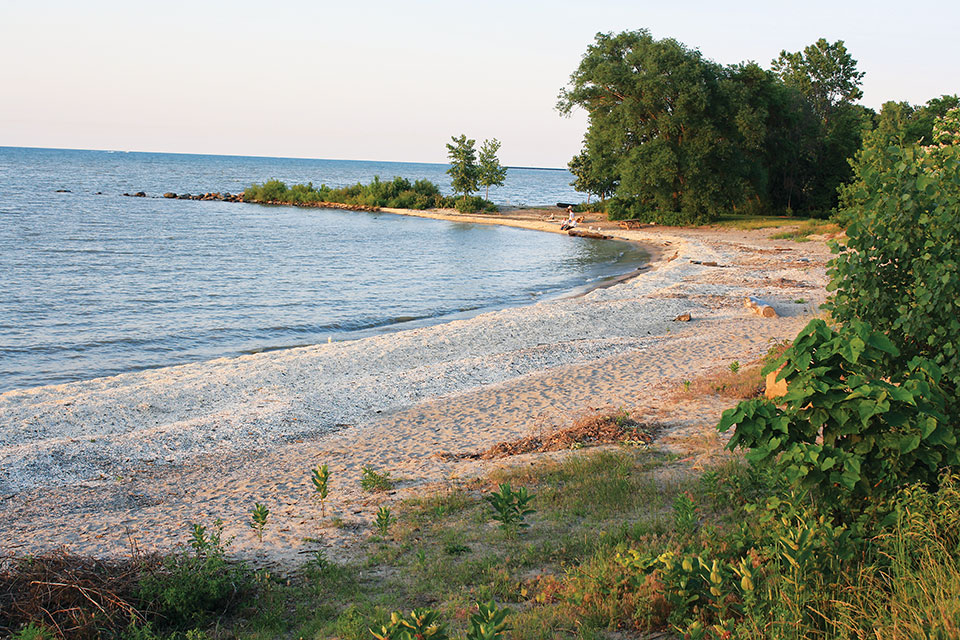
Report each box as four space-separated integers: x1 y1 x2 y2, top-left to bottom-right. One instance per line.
719 320 952 512
827 110 960 399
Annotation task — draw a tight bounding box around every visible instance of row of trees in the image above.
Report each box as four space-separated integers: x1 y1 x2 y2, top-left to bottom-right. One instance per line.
559 30 956 223
446 135 508 202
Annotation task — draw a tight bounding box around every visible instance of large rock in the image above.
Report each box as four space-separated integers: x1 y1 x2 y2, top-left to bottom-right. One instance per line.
764 366 788 399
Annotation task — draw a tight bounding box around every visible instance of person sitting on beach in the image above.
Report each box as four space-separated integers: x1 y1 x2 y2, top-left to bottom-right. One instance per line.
560 207 578 231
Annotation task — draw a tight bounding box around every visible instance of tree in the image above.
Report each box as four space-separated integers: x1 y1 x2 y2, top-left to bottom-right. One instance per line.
558 29 764 223
477 138 508 201
772 38 864 121
568 149 617 203
446 134 479 200
771 38 869 211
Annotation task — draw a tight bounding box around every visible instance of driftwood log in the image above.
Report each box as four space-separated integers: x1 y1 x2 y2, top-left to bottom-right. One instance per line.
568 229 612 240
744 296 778 318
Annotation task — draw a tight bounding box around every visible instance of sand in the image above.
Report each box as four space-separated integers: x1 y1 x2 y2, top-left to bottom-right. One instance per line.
0 212 834 564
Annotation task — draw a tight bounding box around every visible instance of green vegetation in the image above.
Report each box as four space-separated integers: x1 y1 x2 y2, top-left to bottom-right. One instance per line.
243 177 449 210
312 463 330 517
478 139 508 202
558 29 956 225
484 483 535 532
249 503 269 543
361 465 395 492
446 134 480 201
242 175 498 214
446 134 504 212
375 506 396 536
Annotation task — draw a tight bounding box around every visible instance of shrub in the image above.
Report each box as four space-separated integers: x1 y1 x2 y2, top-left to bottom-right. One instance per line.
718 319 952 512
606 197 716 225
485 483 535 531
360 466 394 492
137 520 252 629
827 117 960 406
242 177 451 210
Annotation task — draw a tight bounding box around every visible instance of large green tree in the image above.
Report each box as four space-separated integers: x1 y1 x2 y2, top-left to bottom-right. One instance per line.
770 38 870 211
446 134 479 199
477 138 507 201
558 30 773 223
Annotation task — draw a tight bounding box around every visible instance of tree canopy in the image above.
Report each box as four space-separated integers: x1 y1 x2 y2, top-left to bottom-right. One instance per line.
559 30 874 221
477 138 507 201
446 134 479 199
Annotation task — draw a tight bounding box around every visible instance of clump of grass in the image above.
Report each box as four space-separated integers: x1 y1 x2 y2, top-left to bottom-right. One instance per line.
361 466 394 492
685 340 790 399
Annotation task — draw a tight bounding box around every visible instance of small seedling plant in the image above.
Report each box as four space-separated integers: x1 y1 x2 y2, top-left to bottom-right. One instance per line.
485 482 535 532
250 502 269 543
467 601 511 639
361 465 394 492
729 360 741 373
375 506 395 536
370 607 448 640
312 463 330 516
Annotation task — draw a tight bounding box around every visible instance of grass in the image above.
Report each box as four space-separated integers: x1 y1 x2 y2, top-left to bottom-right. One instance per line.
8 446 960 639
685 342 789 400
713 213 816 230
769 219 842 241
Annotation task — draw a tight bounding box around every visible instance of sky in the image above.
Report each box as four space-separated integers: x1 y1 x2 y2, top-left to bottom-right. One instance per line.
2 0 958 168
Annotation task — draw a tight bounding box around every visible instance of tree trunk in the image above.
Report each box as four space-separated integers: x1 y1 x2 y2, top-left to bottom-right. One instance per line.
744 296 778 318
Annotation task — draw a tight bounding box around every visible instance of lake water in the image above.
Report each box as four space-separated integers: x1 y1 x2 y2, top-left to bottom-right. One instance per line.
0 147 644 392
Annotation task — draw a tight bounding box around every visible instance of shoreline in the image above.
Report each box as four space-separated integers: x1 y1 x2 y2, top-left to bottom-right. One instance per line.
0 215 833 563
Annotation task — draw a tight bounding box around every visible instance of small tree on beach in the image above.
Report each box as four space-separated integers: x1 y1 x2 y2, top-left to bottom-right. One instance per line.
446 134 479 201
478 138 508 201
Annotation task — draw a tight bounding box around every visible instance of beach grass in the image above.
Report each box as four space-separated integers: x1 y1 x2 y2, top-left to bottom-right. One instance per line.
7 441 960 639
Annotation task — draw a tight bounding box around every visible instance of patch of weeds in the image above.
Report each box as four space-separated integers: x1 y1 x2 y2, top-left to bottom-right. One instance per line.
444 543 471 556
361 466 394 492
138 519 253 630
769 219 840 241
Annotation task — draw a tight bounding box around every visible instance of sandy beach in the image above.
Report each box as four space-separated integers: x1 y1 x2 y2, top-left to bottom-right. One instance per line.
0 211 833 564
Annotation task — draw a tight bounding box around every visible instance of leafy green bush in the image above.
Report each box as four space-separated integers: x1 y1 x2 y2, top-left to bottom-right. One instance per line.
137 520 252 629
826 126 960 404
718 319 952 511
360 466 394 492
485 483 535 531
453 195 498 214
243 177 453 210
606 198 716 225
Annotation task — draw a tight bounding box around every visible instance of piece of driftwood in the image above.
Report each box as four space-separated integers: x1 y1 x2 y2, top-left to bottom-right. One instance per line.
674 312 692 322
568 229 612 240
745 296 778 318
690 259 725 267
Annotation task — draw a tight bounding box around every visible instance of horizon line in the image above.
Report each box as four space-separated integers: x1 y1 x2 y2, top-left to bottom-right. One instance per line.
0 145 568 172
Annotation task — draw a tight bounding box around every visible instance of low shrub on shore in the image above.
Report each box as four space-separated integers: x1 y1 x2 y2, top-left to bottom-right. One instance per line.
242 177 498 212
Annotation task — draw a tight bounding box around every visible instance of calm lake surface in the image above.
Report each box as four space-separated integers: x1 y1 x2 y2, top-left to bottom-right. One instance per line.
0 147 645 392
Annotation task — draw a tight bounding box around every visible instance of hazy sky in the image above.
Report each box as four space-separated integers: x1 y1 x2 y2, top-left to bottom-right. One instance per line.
2 0 957 167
